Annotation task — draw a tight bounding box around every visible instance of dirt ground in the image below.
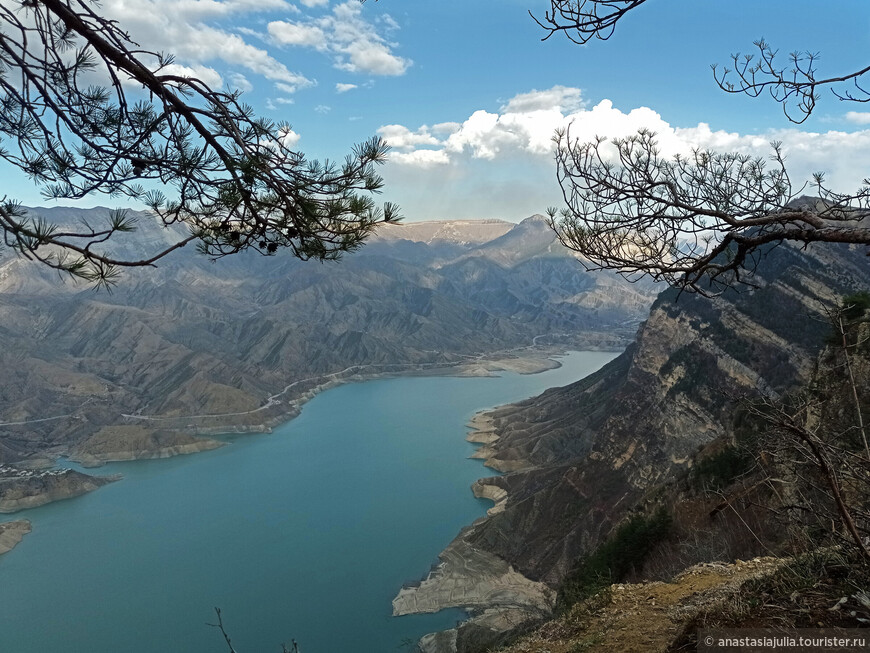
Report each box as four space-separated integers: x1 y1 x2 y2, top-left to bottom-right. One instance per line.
500 557 786 653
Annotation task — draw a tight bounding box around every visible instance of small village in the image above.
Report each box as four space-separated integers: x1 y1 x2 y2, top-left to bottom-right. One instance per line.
0 464 70 481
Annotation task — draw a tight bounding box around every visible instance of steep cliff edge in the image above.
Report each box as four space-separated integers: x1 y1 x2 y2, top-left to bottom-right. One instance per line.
407 241 870 651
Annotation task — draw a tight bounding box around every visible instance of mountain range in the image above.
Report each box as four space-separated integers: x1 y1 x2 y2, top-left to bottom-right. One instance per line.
0 207 654 467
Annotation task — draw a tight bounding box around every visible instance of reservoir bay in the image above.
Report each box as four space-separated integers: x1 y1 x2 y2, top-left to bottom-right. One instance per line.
0 351 618 653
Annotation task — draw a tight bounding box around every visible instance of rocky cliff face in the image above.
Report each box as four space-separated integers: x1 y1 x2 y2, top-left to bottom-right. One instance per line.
0 209 654 466
409 240 870 650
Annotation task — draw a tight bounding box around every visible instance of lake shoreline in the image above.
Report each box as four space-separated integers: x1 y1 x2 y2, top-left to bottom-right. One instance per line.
394 350 623 652
0 519 31 556
67 348 571 468
1 341 626 568
390 407 555 650
72 335 629 468
0 350 623 652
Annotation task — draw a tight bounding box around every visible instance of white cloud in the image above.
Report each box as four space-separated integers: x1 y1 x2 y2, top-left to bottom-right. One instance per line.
845 111 870 125
315 104 332 114
390 149 450 168
157 63 223 88
500 85 586 114
278 127 301 147
335 82 358 93
378 85 870 221
258 126 301 153
99 0 312 92
269 1 410 76
444 110 517 159
431 122 462 135
300 0 330 6
267 22 328 49
378 124 442 150
276 82 308 95
229 73 254 93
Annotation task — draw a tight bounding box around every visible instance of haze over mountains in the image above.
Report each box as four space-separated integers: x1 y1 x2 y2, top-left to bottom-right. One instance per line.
0 207 654 466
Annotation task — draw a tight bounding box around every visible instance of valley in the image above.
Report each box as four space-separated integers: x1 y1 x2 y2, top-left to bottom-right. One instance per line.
1 206 868 653
0 209 652 472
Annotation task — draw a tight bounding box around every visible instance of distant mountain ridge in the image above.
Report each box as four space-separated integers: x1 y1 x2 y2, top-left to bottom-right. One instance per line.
0 207 655 466
375 218 515 247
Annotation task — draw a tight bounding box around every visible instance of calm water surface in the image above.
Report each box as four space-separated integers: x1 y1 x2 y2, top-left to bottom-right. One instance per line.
0 351 617 653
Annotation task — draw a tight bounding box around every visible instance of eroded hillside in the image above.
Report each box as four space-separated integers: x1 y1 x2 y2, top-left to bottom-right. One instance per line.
0 208 654 470
406 240 870 651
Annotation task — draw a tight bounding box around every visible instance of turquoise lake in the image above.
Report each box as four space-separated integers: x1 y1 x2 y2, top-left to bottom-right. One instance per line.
0 351 617 653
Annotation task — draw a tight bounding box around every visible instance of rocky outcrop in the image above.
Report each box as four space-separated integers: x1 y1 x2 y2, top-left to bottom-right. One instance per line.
0 466 118 512
410 240 870 650
465 241 870 584
393 537 554 617
0 519 31 555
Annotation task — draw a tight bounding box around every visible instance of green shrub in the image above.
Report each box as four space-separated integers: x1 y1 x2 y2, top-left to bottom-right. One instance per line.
689 445 754 491
556 507 672 611
842 291 870 322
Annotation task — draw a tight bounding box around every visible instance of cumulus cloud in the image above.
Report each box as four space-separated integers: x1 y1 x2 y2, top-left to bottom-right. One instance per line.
99 0 312 92
378 124 442 150
845 111 870 125
335 82 358 93
268 22 328 48
269 1 411 76
158 63 223 88
390 149 450 168
500 85 586 114
378 85 870 221
278 127 301 147
229 73 254 93
431 122 461 135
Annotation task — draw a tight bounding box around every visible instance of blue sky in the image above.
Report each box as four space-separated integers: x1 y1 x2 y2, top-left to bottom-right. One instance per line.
13 0 870 221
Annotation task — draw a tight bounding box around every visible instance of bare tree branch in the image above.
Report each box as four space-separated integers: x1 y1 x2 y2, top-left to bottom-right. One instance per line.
535 4 870 290
549 128 870 294
713 39 870 125
206 607 237 653
531 2 870 124
530 0 648 44
0 0 400 285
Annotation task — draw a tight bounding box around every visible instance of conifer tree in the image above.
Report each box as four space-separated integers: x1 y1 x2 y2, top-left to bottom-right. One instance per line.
0 0 399 285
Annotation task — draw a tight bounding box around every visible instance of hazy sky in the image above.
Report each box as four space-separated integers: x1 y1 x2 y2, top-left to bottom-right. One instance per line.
10 0 870 221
